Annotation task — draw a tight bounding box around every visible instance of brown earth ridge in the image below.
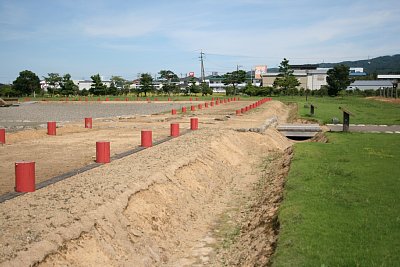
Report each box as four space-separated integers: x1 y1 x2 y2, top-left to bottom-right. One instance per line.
0 100 294 266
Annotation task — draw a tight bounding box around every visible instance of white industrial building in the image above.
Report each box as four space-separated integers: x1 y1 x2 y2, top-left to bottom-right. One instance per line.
347 80 394 90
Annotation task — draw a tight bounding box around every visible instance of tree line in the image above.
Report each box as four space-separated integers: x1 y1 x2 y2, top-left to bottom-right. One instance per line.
0 70 214 97
1 60 358 98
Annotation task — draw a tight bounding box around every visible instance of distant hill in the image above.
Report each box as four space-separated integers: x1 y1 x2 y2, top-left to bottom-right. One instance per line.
319 54 400 74
266 54 400 74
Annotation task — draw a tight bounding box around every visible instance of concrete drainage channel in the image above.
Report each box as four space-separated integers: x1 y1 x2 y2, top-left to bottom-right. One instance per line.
276 124 322 139
0 130 191 204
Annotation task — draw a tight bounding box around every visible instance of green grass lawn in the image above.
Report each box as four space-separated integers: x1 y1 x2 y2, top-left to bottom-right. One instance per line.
272 132 400 266
275 96 400 125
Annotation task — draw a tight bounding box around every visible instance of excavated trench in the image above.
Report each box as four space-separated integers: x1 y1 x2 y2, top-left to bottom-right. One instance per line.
0 128 292 267
0 100 303 266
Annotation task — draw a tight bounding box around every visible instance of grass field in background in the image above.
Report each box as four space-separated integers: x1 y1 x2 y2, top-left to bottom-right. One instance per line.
272 132 400 266
275 96 400 125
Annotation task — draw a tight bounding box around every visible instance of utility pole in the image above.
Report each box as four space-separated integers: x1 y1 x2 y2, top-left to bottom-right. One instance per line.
235 64 242 95
200 50 205 83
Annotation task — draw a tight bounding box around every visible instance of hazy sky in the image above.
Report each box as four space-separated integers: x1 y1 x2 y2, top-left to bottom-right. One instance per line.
1 0 399 83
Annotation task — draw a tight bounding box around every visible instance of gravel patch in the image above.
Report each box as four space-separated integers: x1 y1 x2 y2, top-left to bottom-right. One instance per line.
0 101 187 131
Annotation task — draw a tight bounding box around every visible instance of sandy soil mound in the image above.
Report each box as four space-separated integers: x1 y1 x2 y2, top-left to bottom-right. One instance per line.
0 100 295 266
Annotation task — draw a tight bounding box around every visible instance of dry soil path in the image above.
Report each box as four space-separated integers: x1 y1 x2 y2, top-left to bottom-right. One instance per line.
0 100 293 266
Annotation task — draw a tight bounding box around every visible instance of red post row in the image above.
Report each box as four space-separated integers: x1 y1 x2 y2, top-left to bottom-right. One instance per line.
190 118 199 130
170 123 179 137
47 121 56 135
141 130 152 147
96 141 110 163
0 128 5 144
85 117 93 128
15 161 35 192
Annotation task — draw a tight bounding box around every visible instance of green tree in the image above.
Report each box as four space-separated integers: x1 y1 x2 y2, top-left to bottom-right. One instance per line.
139 73 154 96
44 73 62 97
13 70 41 97
326 64 353 96
0 84 17 97
273 58 300 95
162 84 177 95
200 82 212 96
108 82 118 95
222 70 246 95
60 74 78 96
159 70 179 96
243 83 257 96
110 76 128 95
159 70 179 82
89 74 107 96
79 88 89 96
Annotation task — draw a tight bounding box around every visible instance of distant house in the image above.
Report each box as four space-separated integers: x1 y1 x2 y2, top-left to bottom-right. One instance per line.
262 66 366 90
347 80 393 90
73 80 111 91
262 67 328 90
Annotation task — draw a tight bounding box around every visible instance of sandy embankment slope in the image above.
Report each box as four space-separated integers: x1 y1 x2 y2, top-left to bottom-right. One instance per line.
0 101 293 266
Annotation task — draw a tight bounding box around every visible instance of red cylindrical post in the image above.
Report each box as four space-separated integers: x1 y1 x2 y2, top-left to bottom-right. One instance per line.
190 118 198 130
191 105 195 111
171 109 177 115
198 104 202 109
0 128 5 144
170 123 179 137
182 106 187 113
47 121 56 135
96 141 110 163
85 117 93 128
15 161 35 192
205 102 208 108
141 130 152 147
196 97 198 101
190 97 192 101
210 101 214 107
236 109 241 115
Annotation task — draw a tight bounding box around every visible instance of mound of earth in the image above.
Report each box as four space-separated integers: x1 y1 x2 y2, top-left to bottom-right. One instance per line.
0 100 294 266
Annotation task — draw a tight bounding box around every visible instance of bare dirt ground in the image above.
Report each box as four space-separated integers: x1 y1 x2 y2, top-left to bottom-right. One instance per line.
0 100 294 266
366 96 400 104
